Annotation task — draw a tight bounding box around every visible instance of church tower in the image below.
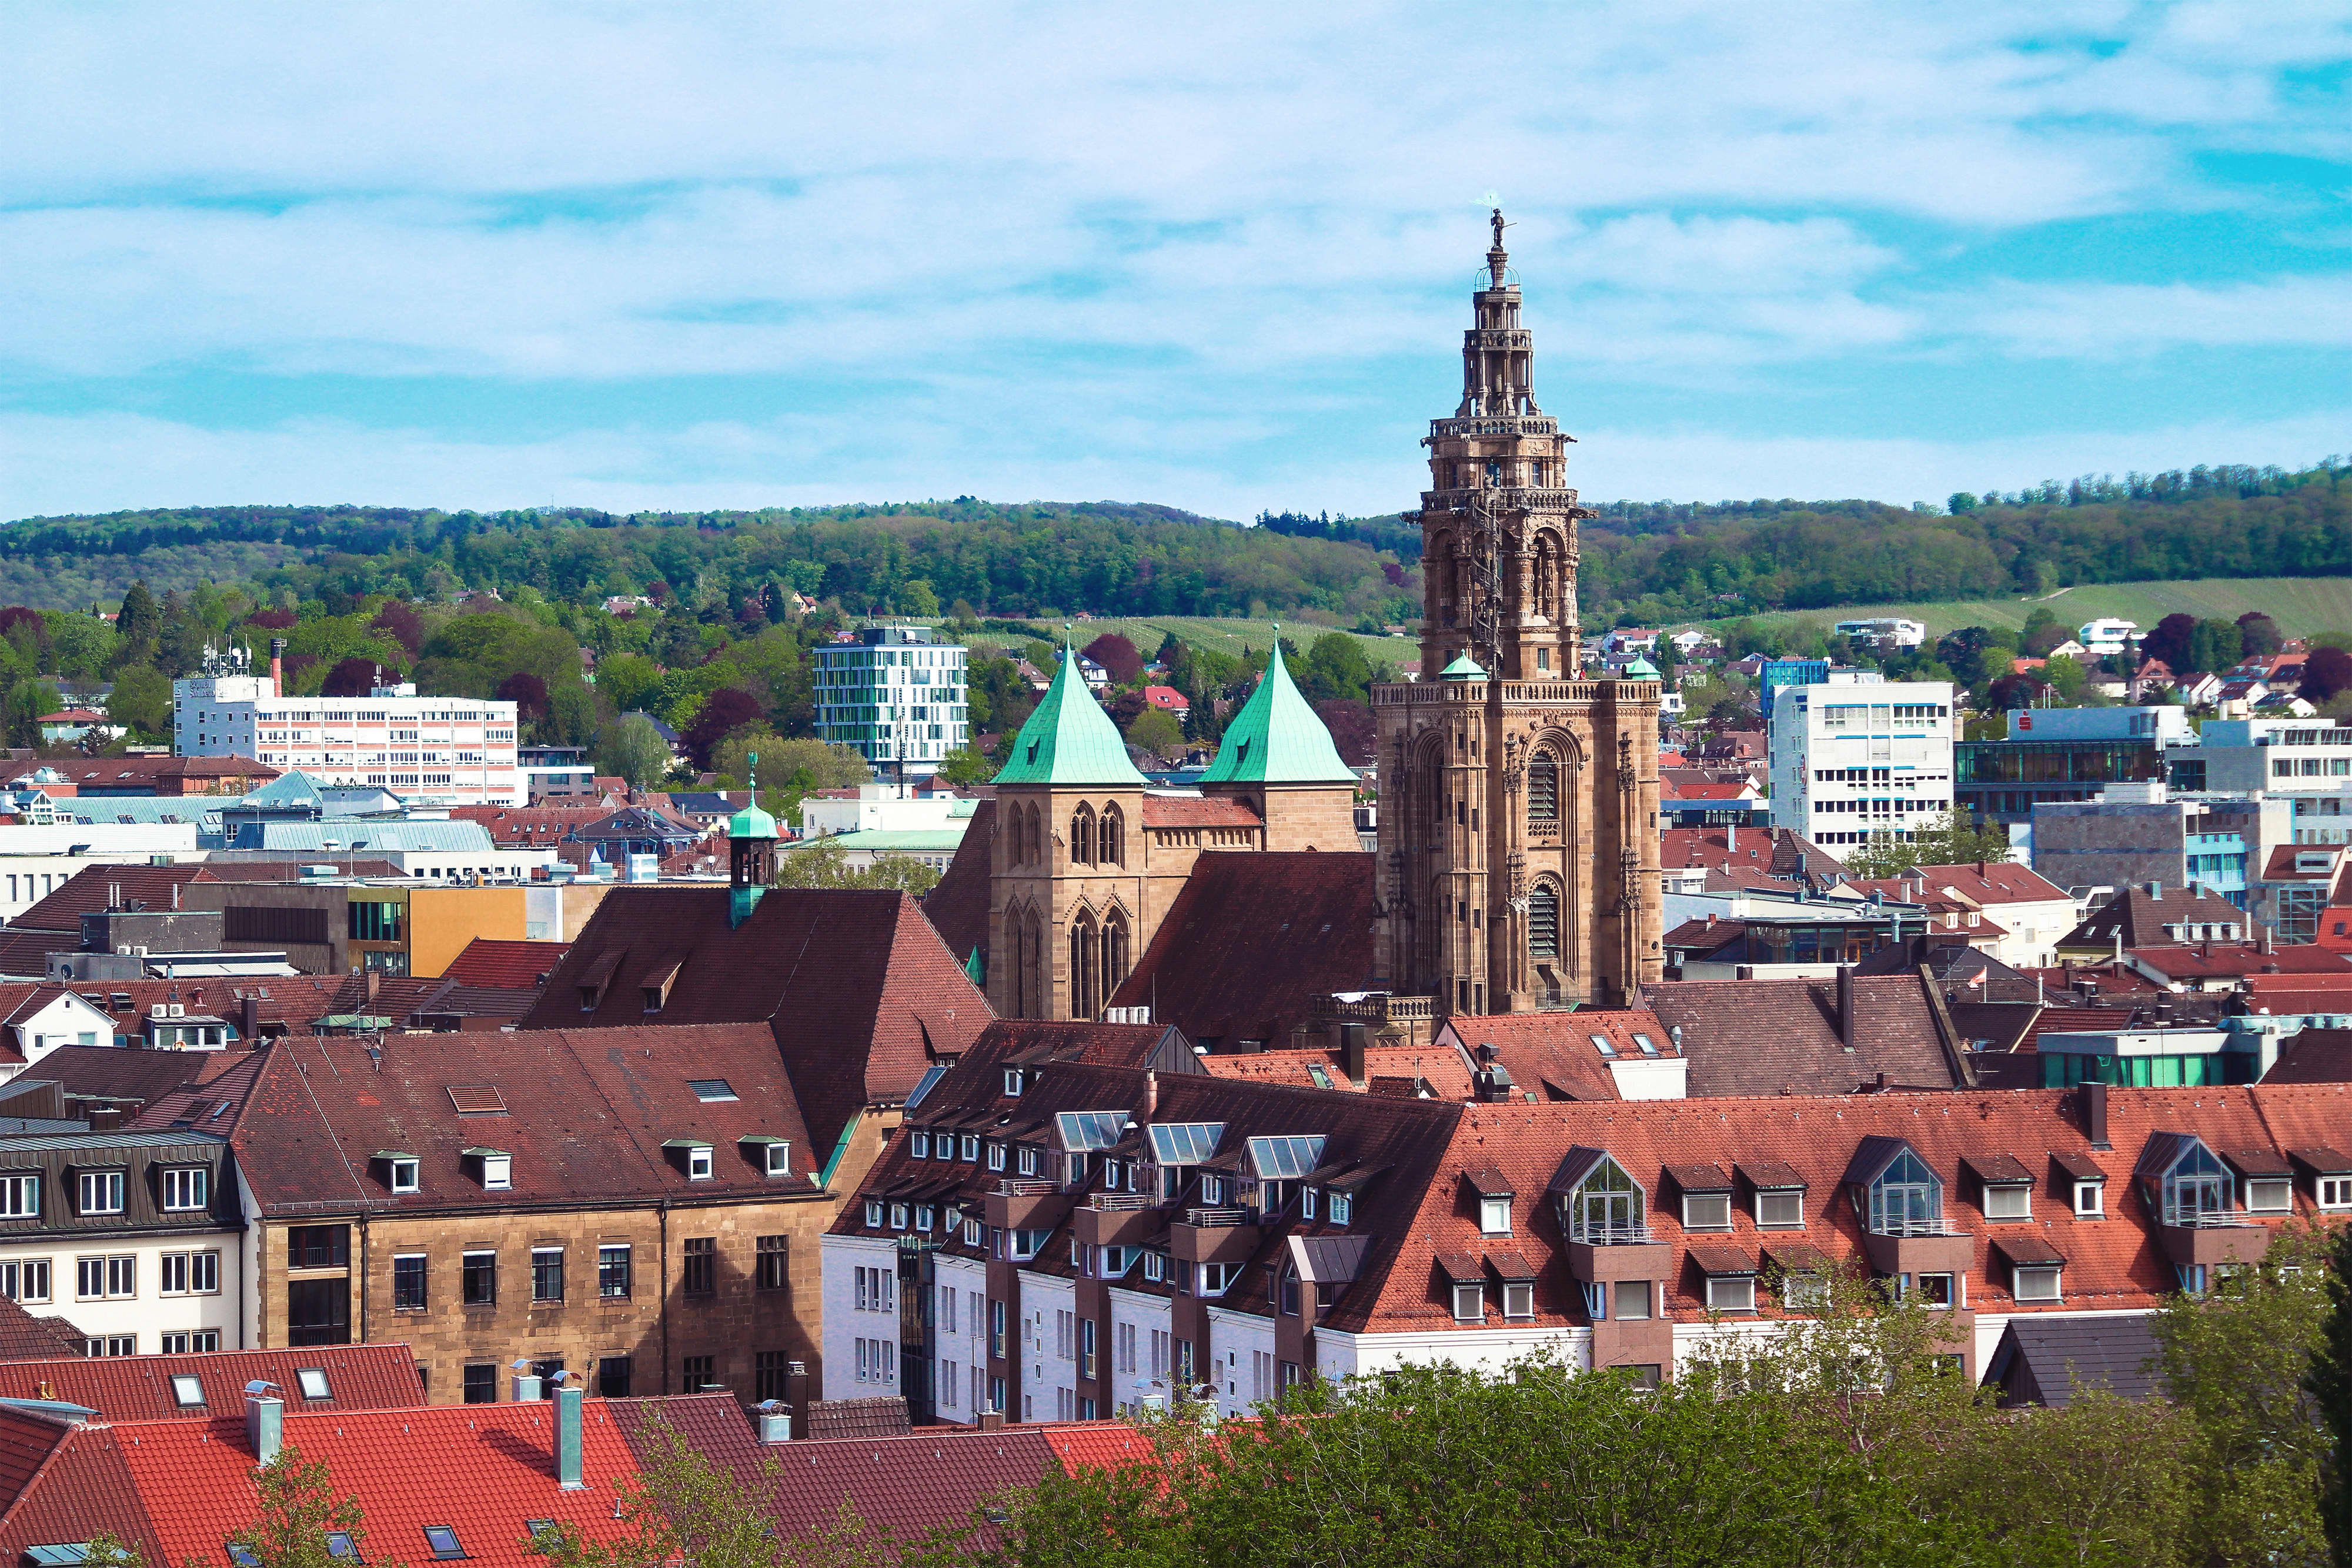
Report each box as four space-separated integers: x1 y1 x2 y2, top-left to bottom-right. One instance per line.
1372 213 1663 1013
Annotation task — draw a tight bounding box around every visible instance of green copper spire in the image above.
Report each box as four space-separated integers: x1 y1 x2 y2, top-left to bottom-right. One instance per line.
729 752 779 839
1201 634 1356 784
993 641 1148 786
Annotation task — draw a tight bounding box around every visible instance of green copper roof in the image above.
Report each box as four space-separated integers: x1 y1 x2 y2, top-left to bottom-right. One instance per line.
1201 640 1356 784
1439 652 1488 681
1622 654 1660 679
992 643 1148 787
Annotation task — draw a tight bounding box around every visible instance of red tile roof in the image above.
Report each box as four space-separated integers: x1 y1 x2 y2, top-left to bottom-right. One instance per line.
1840 861 2070 907
1200 1044 1475 1098
0 1298 86 1362
1660 781 1755 801
0 1343 425 1420
1353 1083 2352 1335
2129 944 2352 981
448 805 614 845
439 937 570 988
2 1396 727 1568
1435 1010 1677 1101
1106 852 1374 1049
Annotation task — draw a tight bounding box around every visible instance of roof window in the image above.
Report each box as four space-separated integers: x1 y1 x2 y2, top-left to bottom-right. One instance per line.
169 1374 205 1408
1588 1032 1617 1058
323 1533 360 1562
422 1527 466 1561
1631 1032 1661 1057
687 1079 736 1102
24 1546 90 1566
446 1085 506 1115
226 1547 259 1568
296 1367 330 1400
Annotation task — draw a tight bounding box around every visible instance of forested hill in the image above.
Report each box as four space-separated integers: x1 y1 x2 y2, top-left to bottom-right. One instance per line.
5 456 2349 624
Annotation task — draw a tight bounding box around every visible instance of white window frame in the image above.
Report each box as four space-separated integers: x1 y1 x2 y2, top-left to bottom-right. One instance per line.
1982 1182 2032 1221
1754 1189 1805 1229
2073 1179 2104 1217
1681 1192 1732 1232
763 1142 790 1177
2318 1175 2352 1211
1703 1275 1756 1313
480 1154 512 1191
0 1174 35 1217
77 1169 126 1216
2013 1265 2062 1303
1 1259 51 1303
389 1158 420 1194
2247 1177 2293 1213
1450 1282 1483 1322
1501 1281 1535 1319
161 1166 210 1212
685 1146 714 1181
1329 1192 1352 1226
1479 1196 1512 1236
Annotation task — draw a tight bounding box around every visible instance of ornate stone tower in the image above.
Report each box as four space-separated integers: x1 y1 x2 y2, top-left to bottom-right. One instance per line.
1371 213 1663 1014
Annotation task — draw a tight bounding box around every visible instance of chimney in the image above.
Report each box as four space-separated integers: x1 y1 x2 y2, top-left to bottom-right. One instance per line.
1836 965 1856 1051
786 1360 808 1439
2083 1081 2110 1149
269 638 288 698
511 1362 543 1402
88 1106 125 1133
2146 879 2162 899
1339 1022 1369 1086
245 1386 283 1463
240 994 260 1043
1143 1069 1158 1119
752 1400 793 1443
365 971 380 1004
2062 959 2076 989
977 1409 1005 1430
554 1383 585 1489
2262 928 2275 955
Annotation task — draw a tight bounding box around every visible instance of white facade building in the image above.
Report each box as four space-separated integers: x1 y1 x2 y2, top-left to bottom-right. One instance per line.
1831 617 1927 650
813 627 968 778
2173 717 2352 798
2077 618 2139 657
174 670 522 807
1768 681 1957 848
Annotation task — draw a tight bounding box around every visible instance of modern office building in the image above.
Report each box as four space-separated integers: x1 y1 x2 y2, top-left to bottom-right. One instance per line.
1767 680 1957 848
813 626 969 778
173 648 520 806
2027 785 2287 908
1958 706 2193 826
2169 717 2352 797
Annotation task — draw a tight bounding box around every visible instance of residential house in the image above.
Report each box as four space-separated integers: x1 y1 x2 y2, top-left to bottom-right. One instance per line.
0 1341 426 1417
1141 686 1191 717
0 1128 240 1356
2056 883 2257 954
1831 862 2078 969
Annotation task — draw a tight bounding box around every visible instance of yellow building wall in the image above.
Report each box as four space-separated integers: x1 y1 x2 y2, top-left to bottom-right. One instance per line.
405 886 530 977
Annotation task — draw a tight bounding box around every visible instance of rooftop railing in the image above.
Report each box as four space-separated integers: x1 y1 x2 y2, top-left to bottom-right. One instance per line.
1566 1222 1656 1246
995 1178 1054 1197
1869 1216 1966 1238
1088 1193 1154 1212
1182 1207 1253 1228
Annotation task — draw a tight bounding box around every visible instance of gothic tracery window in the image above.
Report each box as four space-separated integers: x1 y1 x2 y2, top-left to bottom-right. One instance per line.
1069 912 1100 1019
1100 804 1124 867
1102 908 1131 1002
1071 804 1095 866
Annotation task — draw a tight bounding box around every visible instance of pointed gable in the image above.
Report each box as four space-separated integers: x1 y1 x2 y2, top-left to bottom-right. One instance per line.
1201 640 1356 784
992 644 1147 787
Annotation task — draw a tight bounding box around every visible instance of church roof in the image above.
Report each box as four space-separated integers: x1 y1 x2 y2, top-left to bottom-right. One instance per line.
1199 641 1355 784
1439 652 1487 681
991 644 1148 788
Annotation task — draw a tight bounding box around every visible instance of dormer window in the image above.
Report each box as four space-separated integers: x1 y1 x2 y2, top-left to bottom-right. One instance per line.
1003 1069 1023 1097
1672 1165 1732 1232
1964 1155 2036 1221
687 1146 713 1181
1558 1151 1645 1243
464 1149 512 1191
2294 1149 2352 1209
1017 1146 1040 1177
1740 1163 1806 1229
1481 1197 1512 1235
1465 1165 1515 1235
911 1132 930 1159
864 1199 884 1226
1301 1186 1317 1221
2076 1179 2104 1216
2139 1135 2232 1225
1849 1142 1943 1236
960 1134 979 1162
1329 1192 1353 1226
757 1140 790 1177
376 1153 420 1194
987 1143 1006 1172
1201 1175 1224 1206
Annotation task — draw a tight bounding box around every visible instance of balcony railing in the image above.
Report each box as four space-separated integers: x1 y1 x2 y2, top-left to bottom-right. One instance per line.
2169 1209 2263 1229
995 1178 1054 1197
1566 1222 1656 1246
1869 1217 1966 1238
1182 1207 1252 1228
1088 1194 1154 1212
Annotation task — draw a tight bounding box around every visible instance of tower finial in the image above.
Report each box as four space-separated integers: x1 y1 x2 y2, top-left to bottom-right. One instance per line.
1487 208 1511 288
747 751 758 797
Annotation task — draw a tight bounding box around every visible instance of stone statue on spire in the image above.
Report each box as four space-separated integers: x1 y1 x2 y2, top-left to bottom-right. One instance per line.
1490 206 1508 250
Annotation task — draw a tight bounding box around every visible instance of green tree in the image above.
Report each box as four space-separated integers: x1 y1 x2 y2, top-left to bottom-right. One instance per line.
115 580 160 650
773 838 940 894
2187 617 2243 675
595 713 675 790
229 1446 380 1568
106 666 171 740
897 579 940 619
1843 807 2012 878
2307 1220 2352 1566
2153 1222 2333 1568
1297 631 1375 704
1125 707 1183 758
596 652 664 717
936 744 994 785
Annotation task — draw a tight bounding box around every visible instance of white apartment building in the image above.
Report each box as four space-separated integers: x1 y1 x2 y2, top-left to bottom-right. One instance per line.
1768 680 1957 848
813 626 968 778
2077 618 2139 657
1831 617 1926 650
2171 718 2352 800
175 669 522 807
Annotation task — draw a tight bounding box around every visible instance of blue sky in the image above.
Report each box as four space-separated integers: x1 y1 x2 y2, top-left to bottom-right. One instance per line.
1 2 2348 523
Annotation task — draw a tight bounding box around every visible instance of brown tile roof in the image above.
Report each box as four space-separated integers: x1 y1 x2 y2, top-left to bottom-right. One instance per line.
0 1343 425 1419
1200 1044 1473 1098
225 1025 824 1215
9 861 390 935
921 797 994 971
1659 825 1842 885
447 805 613 845
0 928 78 975
519 887 991 1152
958 1018 1180 1072
0 1297 88 1362
2061 885 2249 948
1841 862 2070 907
1140 796 1264 828
32 1044 252 1115
1436 1010 1676 1102
1105 852 1375 1049
439 937 570 988
802 1396 912 1440
2264 1029 2352 1085
1645 974 1966 1096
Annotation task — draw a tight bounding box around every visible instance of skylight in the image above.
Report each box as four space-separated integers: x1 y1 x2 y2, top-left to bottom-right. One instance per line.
1055 1110 1131 1153
1247 1135 1327 1179
1148 1122 1225 1165
422 1527 466 1560
687 1079 737 1102
1589 1033 1618 1057
1631 1033 1661 1057
295 1367 330 1400
171 1375 205 1407
446 1085 506 1115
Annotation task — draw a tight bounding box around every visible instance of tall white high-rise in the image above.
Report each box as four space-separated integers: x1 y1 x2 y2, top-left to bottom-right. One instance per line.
1768 678 1957 847
814 626 968 777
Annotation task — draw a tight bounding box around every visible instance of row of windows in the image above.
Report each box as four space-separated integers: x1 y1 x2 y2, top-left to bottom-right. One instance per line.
0 1249 220 1303
387 1236 789 1309
0 1166 211 1218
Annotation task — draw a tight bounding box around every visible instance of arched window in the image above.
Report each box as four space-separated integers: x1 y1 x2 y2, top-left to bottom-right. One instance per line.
1102 908 1131 1001
1528 750 1559 825
1528 883 1560 959
1069 912 1100 1019
1421 743 1446 830
1071 804 1095 866
1020 803 1040 867
1099 804 1124 867
1014 903 1044 1018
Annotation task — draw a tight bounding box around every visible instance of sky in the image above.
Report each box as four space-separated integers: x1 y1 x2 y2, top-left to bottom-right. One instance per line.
1 2 2349 524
